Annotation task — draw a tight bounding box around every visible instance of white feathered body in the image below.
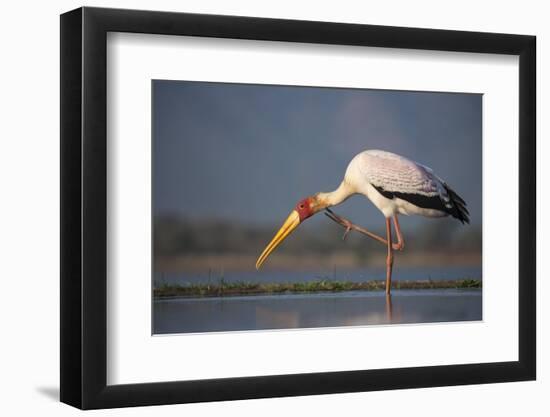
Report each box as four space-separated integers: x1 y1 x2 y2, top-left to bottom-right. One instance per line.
338 150 469 223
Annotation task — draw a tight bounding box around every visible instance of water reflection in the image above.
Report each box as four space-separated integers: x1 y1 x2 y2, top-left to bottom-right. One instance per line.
386 293 393 323
153 289 481 335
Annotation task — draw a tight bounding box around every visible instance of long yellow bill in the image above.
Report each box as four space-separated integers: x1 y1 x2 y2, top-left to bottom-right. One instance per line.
256 210 301 269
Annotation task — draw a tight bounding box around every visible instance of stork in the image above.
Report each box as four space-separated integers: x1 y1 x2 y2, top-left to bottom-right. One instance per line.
256 150 469 295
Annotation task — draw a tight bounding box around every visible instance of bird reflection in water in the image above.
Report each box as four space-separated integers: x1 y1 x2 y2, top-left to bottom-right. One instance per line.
254 292 400 329
385 293 393 323
153 289 481 334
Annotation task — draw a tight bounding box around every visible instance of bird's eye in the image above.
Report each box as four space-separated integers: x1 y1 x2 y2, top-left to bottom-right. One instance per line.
299 204 304 209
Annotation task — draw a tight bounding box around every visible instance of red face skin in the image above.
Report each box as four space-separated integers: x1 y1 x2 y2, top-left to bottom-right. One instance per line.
295 196 316 222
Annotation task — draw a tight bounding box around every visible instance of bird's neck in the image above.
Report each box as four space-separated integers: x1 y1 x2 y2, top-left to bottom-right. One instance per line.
316 181 354 210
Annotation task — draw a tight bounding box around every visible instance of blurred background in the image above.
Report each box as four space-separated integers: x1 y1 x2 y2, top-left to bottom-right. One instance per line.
153 80 482 285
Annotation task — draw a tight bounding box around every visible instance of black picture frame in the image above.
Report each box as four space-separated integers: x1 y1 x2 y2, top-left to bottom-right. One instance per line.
60 6 536 410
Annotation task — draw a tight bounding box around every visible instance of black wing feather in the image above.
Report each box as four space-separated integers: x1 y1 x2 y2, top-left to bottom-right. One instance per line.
372 184 470 224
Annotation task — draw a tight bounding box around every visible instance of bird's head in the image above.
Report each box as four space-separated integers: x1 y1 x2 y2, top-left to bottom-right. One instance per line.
295 196 318 221
256 195 323 269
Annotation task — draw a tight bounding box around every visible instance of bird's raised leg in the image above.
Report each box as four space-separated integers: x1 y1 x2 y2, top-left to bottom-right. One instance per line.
385 217 394 295
392 215 405 251
324 209 402 250
324 208 389 246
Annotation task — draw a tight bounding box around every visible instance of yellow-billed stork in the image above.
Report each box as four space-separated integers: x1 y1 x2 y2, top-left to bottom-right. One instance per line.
256 149 469 295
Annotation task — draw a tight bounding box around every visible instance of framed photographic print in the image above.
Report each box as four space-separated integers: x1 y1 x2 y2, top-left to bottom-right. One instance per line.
60 6 536 409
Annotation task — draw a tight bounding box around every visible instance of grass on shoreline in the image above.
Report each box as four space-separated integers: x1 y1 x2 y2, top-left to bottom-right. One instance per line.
153 278 481 298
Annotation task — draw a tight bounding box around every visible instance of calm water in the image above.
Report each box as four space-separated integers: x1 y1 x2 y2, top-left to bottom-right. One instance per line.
155 266 481 286
153 289 482 334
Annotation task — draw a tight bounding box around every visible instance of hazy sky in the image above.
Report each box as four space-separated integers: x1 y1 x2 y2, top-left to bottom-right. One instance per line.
153 80 482 229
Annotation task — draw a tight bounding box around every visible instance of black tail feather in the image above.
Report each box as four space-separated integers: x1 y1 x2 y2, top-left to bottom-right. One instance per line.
445 185 470 224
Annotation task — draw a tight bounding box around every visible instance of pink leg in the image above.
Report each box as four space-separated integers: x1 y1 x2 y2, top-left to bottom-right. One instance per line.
325 209 393 247
392 215 405 251
385 218 394 295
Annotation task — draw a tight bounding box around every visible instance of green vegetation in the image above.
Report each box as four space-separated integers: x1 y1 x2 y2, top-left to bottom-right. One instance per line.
154 278 481 298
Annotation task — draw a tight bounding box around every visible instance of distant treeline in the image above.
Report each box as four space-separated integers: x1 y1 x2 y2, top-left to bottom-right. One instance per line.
154 214 482 259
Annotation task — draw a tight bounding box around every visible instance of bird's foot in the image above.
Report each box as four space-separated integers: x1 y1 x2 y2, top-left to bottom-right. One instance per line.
342 227 352 241
324 209 352 240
